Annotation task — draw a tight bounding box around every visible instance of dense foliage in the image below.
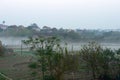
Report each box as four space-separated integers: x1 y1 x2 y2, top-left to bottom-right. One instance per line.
1 24 120 42
23 37 120 80
0 24 81 42
23 37 79 80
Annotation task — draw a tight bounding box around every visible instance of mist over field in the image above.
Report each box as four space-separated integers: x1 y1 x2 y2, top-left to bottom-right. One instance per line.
0 37 27 45
1 37 120 50
1 0 120 80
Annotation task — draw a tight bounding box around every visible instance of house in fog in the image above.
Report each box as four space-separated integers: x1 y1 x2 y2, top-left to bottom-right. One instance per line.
0 24 8 30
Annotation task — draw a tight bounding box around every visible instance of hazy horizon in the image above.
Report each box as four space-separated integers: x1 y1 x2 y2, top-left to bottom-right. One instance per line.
0 0 120 29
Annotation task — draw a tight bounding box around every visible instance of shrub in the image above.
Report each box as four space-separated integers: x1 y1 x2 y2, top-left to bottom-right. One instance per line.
0 41 5 56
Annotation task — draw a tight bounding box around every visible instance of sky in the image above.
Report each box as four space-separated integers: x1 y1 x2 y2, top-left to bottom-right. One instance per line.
0 0 120 29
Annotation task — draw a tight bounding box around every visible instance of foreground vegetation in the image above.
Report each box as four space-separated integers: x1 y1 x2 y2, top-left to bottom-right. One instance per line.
0 74 6 80
23 36 120 80
0 36 120 80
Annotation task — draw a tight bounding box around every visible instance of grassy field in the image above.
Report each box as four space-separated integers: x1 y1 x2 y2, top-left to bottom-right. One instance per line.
0 48 91 80
0 49 35 80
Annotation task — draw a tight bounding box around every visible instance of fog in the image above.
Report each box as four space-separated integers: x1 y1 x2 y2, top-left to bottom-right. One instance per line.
67 43 120 50
1 37 120 50
0 37 27 45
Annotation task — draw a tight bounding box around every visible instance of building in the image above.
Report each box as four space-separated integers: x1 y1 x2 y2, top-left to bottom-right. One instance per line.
0 24 8 30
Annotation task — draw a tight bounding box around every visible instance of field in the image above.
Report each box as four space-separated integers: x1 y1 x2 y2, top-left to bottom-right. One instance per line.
0 49 34 80
1 42 119 80
0 48 90 80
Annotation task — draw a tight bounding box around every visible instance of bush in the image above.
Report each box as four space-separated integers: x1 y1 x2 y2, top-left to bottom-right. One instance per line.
28 62 38 69
44 75 55 80
0 41 5 56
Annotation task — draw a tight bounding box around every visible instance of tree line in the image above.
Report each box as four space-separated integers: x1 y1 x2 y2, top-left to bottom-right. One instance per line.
1 23 120 42
0 23 80 42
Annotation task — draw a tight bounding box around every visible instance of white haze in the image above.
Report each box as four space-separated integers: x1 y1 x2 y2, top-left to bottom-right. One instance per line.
0 37 27 45
1 37 120 50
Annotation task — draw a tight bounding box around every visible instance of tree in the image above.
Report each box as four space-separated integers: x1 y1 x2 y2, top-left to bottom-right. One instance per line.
27 23 40 31
80 42 119 80
2 21 5 24
23 37 61 80
23 36 79 80
80 42 104 80
0 41 5 56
